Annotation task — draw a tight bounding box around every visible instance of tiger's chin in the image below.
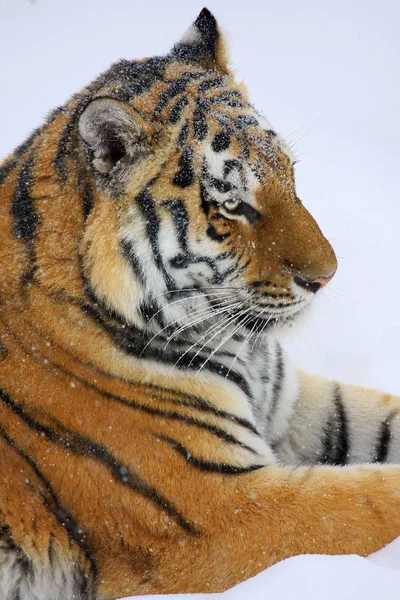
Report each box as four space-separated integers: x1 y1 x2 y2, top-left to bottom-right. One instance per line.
245 302 312 337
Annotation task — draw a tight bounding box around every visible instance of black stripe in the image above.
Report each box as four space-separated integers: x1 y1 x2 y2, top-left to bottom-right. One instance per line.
212 131 230 153
234 114 259 127
227 202 260 224
373 414 394 463
54 117 77 181
320 416 334 465
138 299 165 329
193 106 208 140
209 91 244 108
332 384 349 464
177 121 189 147
12 155 37 241
208 176 233 194
0 424 98 594
135 188 175 290
162 199 189 252
0 524 24 555
206 223 230 242
171 345 252 399
158 436 263 474
48 533 55 567
154 72 203 117
223 159 241 177
119 238 146 285
11 154 38 287
0 340 8 359
172 146 195 188
0 389 199 535
77 168 95 220
319 384 349 466
269 342 284 421
169 97 188 124
197 77 224 94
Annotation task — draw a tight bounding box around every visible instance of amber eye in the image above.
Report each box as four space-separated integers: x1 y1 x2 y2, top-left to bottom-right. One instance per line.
222 197 242 212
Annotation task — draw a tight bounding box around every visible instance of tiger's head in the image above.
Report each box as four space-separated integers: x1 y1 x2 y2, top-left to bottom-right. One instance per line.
76 8 337 338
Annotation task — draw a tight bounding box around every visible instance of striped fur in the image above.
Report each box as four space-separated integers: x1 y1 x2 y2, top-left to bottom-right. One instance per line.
1 8 400 599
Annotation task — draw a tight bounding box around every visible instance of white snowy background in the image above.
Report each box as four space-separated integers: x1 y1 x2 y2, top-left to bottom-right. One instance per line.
1 0 400 598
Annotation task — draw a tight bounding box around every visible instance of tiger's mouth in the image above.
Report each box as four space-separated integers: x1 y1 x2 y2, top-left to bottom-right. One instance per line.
202 287 309 335
238 301 308 333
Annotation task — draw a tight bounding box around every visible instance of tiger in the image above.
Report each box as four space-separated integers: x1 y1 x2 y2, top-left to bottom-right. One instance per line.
1 6 400 600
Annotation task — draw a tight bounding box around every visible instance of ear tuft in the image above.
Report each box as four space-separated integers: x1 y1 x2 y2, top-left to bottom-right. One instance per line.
78 98 147 176
193 8 218 49
172 8 229 74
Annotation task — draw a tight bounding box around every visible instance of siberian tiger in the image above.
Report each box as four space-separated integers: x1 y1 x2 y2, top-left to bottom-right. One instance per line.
0 7 399 600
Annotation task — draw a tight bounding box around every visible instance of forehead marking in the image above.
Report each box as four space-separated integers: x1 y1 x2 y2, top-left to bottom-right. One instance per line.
172 146 195 188
212 131 231 153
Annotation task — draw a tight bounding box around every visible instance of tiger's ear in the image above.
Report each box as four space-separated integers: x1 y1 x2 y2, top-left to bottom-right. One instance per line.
78 98 148 175
172 8 229 74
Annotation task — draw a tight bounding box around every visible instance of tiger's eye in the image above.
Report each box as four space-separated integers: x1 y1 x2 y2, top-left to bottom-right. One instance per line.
223 198 241 212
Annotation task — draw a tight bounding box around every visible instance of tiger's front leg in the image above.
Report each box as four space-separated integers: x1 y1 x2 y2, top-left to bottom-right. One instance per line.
96 461 400 598
274 369 400 466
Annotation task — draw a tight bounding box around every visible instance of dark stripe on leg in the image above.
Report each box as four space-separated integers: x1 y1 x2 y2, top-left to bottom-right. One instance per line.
332 384 349 464
319 384 349 465
373 413 395 463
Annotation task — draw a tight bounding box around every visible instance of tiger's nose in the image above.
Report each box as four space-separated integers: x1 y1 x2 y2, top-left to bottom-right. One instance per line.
294 271 336 293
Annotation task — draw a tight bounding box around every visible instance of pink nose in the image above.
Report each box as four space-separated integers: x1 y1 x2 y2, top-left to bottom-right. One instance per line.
294 271 336 293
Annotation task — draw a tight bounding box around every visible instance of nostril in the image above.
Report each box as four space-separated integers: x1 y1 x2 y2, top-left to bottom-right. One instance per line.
308 280 322 293
294 273 335 293
294 276 321 293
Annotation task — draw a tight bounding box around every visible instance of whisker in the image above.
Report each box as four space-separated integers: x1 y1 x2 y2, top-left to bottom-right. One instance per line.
146 289 236 325
250 306 280 350
170 301 245 370
149 286 246 301
163 297 242 349
226 308 269 377
187 304 249 367
194 304 255 374
140 294 238 356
